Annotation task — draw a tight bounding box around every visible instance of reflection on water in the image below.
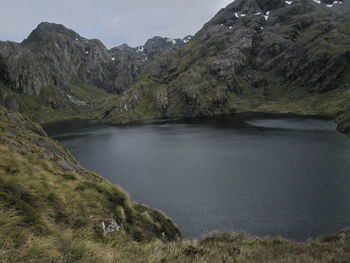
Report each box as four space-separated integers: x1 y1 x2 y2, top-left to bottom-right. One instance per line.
44 113 350 240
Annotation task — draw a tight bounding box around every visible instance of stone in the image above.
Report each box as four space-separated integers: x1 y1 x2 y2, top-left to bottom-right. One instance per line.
101 219 121 235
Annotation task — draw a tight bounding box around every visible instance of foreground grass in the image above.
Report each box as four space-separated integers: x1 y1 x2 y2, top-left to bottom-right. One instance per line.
0 106 180 263
1 223 349 262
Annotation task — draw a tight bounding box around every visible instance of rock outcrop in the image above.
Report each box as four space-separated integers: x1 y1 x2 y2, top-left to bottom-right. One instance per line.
0 22 112 95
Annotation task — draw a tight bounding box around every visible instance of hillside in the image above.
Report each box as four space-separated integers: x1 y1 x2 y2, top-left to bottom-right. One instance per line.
0 105 182 262
101 0 350 136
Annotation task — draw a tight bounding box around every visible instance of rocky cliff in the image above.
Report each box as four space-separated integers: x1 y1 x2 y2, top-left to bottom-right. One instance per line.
0 22 112 96
0 22 191 96
104 35 191 94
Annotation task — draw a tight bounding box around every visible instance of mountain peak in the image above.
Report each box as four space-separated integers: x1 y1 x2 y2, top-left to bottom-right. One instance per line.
23 22 80 44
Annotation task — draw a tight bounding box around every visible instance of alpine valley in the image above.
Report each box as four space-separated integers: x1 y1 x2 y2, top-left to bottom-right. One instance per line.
0 0 350 262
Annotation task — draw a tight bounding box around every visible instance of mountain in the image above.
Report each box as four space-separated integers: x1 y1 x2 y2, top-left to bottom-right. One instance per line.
0 22 113 122
142 36 192 56
101 0 350 136
0 22 189 122
1 22 112 96
104 36 191 94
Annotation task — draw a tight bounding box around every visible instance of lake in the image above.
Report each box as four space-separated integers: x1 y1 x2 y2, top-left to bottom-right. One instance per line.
44 113 350 240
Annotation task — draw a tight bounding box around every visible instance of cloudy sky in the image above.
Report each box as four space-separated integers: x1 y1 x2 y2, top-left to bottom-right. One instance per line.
0 0 233 48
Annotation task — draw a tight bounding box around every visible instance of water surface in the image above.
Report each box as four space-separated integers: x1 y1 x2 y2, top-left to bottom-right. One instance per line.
44 114 350 240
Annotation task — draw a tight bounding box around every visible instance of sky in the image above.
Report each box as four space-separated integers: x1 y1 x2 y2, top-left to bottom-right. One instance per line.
0 0 233 48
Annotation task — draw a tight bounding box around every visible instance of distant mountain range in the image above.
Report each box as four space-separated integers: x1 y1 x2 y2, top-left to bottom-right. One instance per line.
0 22 190 96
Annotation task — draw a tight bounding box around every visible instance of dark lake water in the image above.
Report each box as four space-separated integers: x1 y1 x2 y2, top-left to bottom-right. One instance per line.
44 113 350 241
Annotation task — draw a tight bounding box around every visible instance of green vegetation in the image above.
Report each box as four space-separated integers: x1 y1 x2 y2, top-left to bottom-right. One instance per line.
255 87 350 135
0 79 115 124
0 106 180 262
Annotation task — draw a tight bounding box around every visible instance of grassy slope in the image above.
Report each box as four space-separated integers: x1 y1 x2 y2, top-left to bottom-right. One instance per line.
0 106 180 263
255 87 350 135
0 79 115 124
102 78 350 136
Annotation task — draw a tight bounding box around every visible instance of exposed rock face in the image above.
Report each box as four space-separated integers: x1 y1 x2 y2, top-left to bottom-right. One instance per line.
101 0 350 135
0 22 190 96
101 219 121 235
0 22 113 96
142 36 187 56
104 44 146 94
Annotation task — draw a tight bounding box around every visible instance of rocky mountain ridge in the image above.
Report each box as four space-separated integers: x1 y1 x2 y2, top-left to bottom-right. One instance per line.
0 22 190 122
0 22 190 96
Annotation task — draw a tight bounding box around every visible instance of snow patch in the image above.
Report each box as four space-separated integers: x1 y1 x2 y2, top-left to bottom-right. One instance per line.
167 38 177 45
235 12 239 18
264 11 270 20
112 57 115 61
85 51 89 54
67 95 88 106
254 12 261 15
183 37 192 43
312 0 321 4
285 0 292 4
183 36 192 43
136 45 144 52
240 13 246 17
326 4 333 7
